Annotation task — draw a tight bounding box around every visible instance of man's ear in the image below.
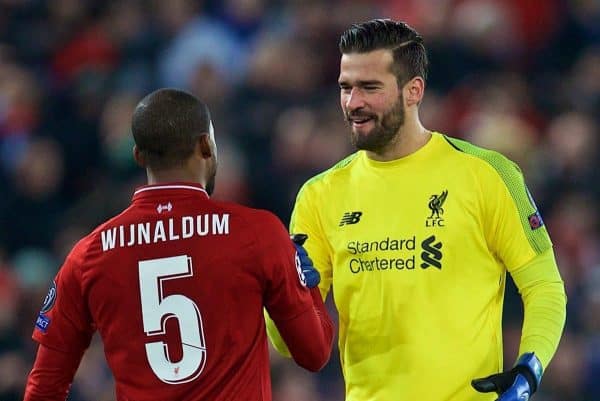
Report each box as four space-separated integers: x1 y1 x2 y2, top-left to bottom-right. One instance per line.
404 76 425 107
197 134 213 159
133 145 146 167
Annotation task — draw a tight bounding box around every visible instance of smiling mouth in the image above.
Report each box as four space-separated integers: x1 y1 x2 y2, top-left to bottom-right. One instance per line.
349 117 374 127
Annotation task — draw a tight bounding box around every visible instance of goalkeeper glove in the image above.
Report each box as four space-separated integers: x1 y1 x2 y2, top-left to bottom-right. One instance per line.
471 352 543 401
290 234 320 288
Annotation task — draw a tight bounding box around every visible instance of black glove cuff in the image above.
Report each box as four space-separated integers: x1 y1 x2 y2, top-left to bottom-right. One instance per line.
513 365 538 394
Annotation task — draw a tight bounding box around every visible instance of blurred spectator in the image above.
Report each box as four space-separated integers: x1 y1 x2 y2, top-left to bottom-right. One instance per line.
211 0 269 44
534 112 599 213
99 91 139 179
0 61 40 175
158 0 247 88
566 47 600 114
2 138 64 255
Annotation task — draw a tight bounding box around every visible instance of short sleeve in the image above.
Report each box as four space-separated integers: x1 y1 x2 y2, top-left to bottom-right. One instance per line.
32 243 94 353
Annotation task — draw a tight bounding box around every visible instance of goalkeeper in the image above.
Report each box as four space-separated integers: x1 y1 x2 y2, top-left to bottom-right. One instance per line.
266 19 566 401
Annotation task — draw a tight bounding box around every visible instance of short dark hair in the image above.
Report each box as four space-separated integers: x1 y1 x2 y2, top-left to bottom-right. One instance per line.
132 88 211 170
339 19 428 86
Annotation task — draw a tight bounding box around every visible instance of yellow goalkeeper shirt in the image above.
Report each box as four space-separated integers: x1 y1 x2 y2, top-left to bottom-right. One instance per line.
267 132 565 401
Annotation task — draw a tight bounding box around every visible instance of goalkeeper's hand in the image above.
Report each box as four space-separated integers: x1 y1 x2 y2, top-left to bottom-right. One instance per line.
471 353 543 401
290 234 320 288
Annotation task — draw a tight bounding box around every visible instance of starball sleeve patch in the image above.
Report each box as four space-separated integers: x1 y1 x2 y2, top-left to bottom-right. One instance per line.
35 280 57 333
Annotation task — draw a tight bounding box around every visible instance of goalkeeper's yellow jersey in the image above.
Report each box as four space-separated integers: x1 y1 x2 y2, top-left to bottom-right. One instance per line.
267 132 565 401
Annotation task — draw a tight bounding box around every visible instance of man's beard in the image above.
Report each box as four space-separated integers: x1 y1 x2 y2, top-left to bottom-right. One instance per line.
349 95 405 153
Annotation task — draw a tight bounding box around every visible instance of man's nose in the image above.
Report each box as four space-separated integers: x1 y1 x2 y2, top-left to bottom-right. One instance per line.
345 88 365 110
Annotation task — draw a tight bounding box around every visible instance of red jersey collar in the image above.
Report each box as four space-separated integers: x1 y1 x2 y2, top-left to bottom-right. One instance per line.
132 182 209 201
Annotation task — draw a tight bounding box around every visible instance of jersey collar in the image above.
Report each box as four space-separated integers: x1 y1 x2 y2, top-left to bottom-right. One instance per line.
132 182 209 201
361 132 440 170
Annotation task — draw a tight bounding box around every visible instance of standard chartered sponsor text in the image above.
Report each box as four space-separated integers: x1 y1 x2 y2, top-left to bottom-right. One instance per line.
347 236 416 274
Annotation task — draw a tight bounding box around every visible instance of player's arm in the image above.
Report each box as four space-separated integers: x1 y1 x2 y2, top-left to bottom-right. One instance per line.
510 248 566 368
273 234 333 371
474 160 566 400
24 241 95 399
265 182 334 357
472 249 565 400
258 212 334 371
24 344 84 401
272 287 333 372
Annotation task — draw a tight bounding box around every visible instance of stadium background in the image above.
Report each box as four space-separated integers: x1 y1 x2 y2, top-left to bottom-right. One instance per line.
0 0 598 399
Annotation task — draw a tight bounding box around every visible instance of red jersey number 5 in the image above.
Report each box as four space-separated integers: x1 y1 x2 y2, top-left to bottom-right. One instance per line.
138 255 207 384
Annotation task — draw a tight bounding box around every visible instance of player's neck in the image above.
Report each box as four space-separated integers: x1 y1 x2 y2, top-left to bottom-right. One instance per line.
146 168 204 187
366 119 431 162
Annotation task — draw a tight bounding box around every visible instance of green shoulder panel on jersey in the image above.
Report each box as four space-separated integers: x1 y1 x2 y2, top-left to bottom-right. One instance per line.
443 135 551 254
297 152 359 197
290 152 359 227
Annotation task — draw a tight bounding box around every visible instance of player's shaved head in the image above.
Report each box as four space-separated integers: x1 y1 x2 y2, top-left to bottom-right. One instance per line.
132 88 212 170
339 19 428 86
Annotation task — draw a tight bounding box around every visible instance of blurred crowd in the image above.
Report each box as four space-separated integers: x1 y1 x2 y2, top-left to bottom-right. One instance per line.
0 0 598 400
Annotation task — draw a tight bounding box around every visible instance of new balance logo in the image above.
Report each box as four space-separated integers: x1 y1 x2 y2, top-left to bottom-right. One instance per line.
339 211 362 226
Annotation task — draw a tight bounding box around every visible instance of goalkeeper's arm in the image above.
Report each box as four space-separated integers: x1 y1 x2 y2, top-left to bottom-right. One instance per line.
472 248 566 400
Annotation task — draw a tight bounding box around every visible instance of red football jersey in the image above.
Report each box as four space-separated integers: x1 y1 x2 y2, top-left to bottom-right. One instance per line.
28 183 330 401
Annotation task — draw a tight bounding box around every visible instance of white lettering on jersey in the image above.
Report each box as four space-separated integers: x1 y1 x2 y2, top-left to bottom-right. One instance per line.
197 215 209 236
182 217 194 239
154 221 167 242
213 214 229 235
101 228 117 251
168 218 180 240
127 224 136 246
99 214 230 252
138 222 151 245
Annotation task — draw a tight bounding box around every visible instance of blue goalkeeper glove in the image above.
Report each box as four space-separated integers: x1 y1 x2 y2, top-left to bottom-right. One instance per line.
290 234 320 288
472 353 543 401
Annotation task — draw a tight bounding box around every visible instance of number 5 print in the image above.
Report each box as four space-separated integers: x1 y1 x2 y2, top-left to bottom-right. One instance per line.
138 255 207 383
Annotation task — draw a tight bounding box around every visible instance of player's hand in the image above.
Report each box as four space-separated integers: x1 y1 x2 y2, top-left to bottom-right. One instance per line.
471 353 543 401
290 234 320 288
